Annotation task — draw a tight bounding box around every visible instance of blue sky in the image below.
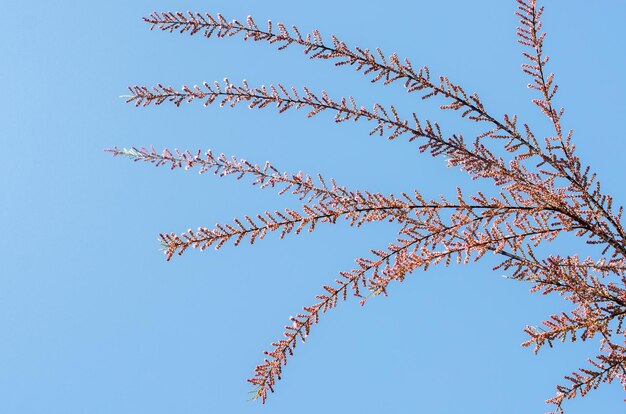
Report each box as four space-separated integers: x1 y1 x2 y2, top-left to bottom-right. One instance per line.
2 1 625 413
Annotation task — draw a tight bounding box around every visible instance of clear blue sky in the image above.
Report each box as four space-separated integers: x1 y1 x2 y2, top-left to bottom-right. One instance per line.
2 1 625 413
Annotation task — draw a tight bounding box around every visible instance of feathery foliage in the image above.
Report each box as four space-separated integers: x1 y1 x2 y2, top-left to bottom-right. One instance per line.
109 1 626 411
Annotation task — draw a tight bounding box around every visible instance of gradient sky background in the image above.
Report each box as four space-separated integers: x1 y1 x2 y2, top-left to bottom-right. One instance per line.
2 1 626 413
